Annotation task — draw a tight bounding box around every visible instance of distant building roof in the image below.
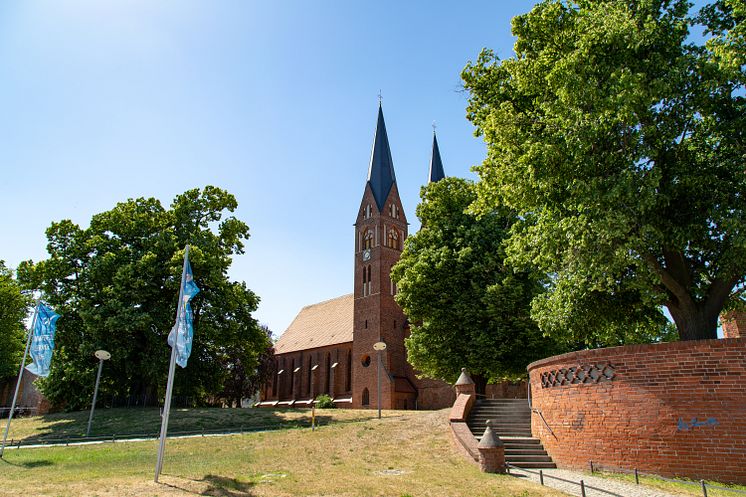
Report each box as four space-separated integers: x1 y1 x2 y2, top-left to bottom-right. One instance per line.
274 294 354 354
429 132 445 183
367 104 397 210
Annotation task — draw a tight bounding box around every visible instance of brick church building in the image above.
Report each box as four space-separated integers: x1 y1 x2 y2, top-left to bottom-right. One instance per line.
259 105 454 410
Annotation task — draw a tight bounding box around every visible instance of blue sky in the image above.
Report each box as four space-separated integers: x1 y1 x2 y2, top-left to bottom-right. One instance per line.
1 1 712 336
0 1 533 334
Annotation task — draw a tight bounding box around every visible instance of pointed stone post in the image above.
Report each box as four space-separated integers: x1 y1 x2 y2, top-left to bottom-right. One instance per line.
454 368 475 396
478 420 505 473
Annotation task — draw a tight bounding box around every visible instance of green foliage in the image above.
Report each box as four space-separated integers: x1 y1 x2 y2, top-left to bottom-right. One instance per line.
315 394 335 409
17 186 271 410
463 0 746 341
391 178 562 383
219 325 275 407
0 261 31 382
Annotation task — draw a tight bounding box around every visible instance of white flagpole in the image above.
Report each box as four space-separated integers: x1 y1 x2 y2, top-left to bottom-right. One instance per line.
155 245 190 482
1 299 40 458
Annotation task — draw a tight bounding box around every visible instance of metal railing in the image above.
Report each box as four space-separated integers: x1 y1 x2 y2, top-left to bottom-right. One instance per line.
506 463 623 497
506 461 746 497
588 461 746 497
530 407 556 439
0 406 39 419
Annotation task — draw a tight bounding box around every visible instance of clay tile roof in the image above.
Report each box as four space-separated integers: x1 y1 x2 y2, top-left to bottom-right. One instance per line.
274 294 353 354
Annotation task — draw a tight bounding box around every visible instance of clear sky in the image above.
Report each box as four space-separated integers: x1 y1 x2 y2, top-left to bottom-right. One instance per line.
0 1 536 335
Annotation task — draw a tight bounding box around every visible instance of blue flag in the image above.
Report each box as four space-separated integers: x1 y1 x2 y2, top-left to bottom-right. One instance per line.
167 255 200 368
25 302 60 377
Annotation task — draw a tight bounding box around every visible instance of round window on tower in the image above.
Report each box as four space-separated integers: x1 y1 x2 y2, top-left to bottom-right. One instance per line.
361 355 371 367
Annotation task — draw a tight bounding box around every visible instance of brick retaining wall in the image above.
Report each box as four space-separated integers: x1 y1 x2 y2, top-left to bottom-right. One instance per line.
527 338 746 483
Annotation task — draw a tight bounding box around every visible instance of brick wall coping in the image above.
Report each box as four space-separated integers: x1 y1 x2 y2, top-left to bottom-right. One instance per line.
527 337 746 372
449 393 475 422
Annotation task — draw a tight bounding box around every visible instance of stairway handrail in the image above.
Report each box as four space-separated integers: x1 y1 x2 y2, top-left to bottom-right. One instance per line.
530 407 557 439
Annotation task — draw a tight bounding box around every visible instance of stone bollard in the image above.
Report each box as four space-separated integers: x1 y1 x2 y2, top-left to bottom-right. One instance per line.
454 368 476 396
478 420 505 473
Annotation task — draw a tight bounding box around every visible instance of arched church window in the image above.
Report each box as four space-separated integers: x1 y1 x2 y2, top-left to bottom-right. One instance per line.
362 388 370 406
272 369 278 397
362 265 372 296
389 203 399 219
387 229 399 250
326 353 332 394
363 230 374 249
290 359 296 394
364 204 372 219
345 350 352 391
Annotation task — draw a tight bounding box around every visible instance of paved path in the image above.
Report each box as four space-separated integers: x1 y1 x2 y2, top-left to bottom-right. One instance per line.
507 467 682 497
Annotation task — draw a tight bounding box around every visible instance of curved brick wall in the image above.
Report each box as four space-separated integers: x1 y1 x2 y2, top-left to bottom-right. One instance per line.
527 338 746 483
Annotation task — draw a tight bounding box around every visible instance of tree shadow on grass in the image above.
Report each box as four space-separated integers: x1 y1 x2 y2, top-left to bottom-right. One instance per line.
160 475 255 496
10 407 402 445
200 474 256 497
11 407 322 444
1 457 55 468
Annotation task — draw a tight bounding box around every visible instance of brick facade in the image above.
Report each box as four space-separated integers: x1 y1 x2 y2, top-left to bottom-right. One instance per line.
1 372 48 414
264 343 354 404
527 338 746 483
721 311 745 339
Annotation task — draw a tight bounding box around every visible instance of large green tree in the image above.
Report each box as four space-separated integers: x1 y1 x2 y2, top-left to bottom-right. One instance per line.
18 186 271 410
462 0 746 341
391 178 561 386
0 262 30 383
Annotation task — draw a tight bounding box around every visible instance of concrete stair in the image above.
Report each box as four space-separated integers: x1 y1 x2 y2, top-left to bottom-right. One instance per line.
468 399 556 469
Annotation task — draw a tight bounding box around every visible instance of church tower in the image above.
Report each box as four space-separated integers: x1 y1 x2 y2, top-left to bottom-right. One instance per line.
352 104 412 409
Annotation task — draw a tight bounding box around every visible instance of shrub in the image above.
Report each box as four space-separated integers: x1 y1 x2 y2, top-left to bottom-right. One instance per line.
315 394 335 409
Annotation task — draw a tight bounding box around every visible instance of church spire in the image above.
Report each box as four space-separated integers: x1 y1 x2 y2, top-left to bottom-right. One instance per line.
367 103 396 210
429 131 445 183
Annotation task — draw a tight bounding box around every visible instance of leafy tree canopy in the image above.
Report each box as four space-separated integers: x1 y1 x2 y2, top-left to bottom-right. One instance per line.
391 177 562 384
0 261 30 382
18 186 271 410
463 0 745 341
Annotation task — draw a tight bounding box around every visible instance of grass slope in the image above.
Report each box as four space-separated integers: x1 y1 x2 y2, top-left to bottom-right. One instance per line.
1 408 565 497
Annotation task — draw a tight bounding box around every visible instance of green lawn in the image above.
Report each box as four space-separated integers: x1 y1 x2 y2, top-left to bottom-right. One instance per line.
0 408 565 497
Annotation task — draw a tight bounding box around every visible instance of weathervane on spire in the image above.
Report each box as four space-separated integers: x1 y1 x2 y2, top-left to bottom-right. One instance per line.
432 121 437 134
378 90 382 105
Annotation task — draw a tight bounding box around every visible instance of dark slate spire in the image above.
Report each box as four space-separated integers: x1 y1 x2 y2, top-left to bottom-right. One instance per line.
429 131 445 183
367 104 396 210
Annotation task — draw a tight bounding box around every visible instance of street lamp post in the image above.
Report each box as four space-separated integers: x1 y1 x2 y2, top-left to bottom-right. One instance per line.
86 350 111 437
373 342 387 419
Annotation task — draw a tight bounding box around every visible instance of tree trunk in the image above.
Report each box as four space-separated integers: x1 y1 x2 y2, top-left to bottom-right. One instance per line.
472 374 488 396
646 251 736 341
667 302 719 341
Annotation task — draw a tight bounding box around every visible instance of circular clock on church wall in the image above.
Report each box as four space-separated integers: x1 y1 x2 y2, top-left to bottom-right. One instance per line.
362 249 371 261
